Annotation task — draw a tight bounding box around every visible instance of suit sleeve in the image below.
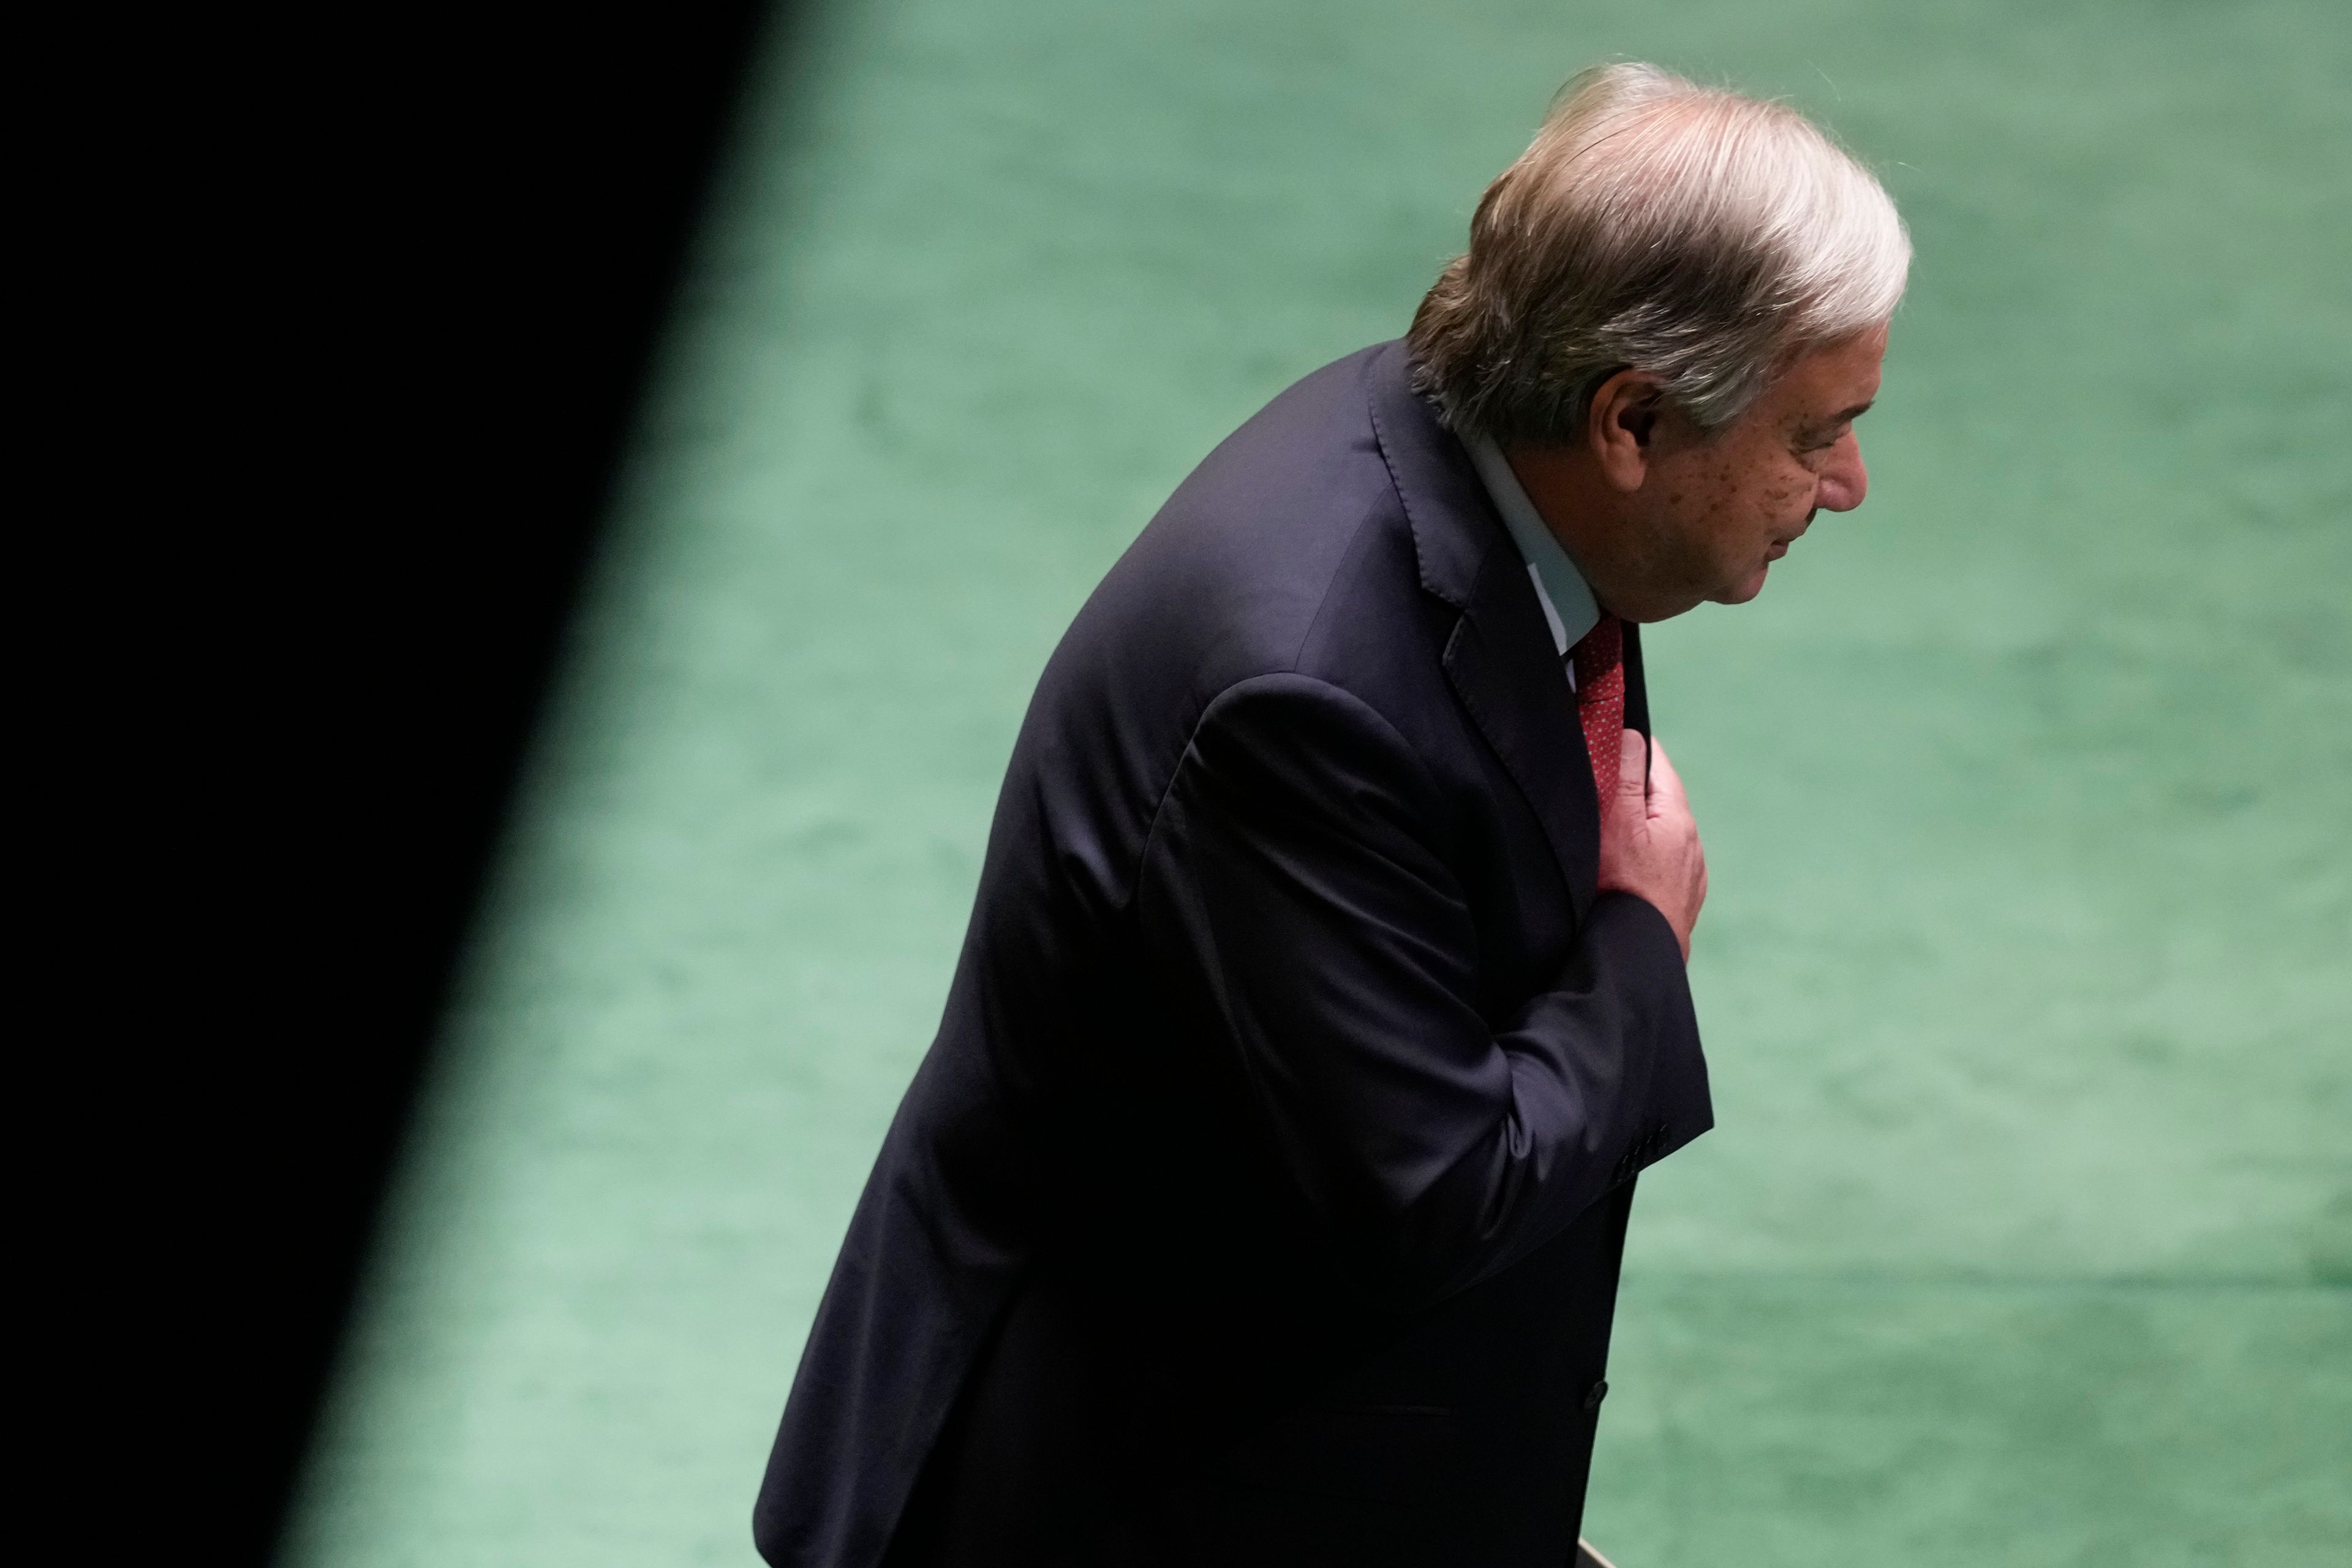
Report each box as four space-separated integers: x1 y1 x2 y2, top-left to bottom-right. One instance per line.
1136 672 1708 1302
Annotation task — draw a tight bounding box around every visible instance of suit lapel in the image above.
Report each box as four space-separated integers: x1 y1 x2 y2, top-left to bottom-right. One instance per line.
1442 556 1602 920
1363 341 1602 918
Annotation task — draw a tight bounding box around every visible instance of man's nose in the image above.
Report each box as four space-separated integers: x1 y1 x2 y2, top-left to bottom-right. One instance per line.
1817 434 1869 512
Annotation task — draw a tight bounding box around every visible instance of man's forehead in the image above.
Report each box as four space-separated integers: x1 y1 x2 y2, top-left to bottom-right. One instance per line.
1781 336 1884 421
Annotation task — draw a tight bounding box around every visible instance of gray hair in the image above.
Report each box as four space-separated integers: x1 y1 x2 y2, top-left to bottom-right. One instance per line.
1408 63 1911 442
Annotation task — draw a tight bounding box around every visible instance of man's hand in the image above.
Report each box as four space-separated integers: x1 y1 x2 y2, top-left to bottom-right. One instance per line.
1596 729 1707 961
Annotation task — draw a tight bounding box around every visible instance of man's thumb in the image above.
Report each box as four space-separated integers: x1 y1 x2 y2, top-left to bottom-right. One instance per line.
1616 728 1648 806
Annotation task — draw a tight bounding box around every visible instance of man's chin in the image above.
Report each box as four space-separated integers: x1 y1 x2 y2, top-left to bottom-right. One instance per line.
1713 565 1771 605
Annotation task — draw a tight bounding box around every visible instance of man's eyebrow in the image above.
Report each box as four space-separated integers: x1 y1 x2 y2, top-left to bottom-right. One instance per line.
1798 399 1875 440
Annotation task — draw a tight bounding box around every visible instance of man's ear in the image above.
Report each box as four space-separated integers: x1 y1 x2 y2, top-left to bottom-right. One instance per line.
1585 368 1664 492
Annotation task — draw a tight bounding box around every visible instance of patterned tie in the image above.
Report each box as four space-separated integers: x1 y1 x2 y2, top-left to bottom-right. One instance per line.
1569 612 1626 817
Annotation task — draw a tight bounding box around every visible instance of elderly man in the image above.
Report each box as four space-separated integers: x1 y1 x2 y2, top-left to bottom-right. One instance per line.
756 63 1908 1568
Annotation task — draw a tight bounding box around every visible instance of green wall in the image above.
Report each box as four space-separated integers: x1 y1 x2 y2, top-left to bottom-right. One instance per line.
288 2 2351 1563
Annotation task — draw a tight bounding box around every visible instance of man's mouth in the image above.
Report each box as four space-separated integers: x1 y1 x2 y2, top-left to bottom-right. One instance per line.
1766 539 1791 561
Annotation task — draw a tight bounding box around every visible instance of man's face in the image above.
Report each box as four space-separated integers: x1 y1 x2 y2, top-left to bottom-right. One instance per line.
1641 326 1885 609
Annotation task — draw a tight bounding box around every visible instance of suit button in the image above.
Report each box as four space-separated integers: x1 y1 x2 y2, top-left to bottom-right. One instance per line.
1582 1379 1608 1412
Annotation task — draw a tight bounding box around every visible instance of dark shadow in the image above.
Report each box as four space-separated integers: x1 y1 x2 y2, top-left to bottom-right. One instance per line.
214 7 785 1562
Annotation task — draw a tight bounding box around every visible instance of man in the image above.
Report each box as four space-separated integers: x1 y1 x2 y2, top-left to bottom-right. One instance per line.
756 62 1907 1568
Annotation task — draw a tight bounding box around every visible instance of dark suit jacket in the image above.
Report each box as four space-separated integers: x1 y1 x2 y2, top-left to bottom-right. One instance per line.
755 341 1712 1568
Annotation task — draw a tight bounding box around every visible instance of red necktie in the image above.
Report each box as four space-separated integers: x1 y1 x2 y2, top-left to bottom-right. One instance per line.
1569 613 1625 817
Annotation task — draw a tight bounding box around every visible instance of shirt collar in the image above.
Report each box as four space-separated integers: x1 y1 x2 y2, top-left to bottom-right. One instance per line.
1465 433 1601 657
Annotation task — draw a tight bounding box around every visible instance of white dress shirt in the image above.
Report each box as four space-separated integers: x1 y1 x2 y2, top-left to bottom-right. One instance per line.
1465 433 1602 679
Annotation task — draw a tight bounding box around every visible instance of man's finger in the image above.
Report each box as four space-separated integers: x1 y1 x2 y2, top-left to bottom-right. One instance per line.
1615 726 1648 805
1645 736 1691 811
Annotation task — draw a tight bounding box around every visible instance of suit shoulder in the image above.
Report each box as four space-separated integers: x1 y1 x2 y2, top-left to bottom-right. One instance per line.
1077 344 1433 690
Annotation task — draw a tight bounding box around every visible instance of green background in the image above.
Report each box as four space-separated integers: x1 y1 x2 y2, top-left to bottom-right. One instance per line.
287 2 2351 1564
